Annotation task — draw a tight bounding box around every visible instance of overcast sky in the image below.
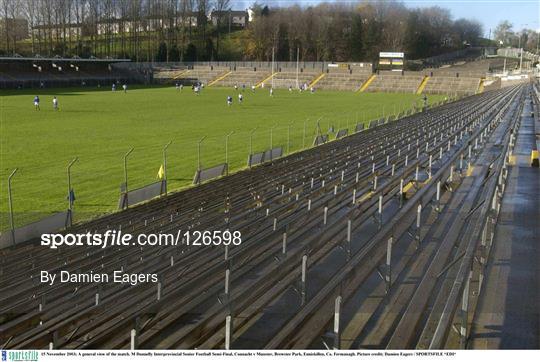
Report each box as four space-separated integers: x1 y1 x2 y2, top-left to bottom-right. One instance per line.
230 0 540 38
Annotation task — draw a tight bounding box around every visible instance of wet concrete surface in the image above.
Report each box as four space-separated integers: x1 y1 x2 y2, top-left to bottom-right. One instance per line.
469 98 540 349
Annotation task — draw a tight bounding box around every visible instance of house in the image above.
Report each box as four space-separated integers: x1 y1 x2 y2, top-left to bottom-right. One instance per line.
175 12 198 28
96 21 121 36
97 12 198 34
32 23 86 39
210 10 248 28
31 11 200 40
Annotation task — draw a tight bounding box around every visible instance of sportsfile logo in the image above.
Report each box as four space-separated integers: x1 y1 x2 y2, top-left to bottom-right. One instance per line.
1 350 39 362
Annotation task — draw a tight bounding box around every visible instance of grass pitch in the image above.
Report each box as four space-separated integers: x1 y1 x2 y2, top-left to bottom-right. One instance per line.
0 86 445 229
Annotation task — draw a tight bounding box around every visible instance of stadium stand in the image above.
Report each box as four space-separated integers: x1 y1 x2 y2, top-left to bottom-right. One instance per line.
0 57 512 96
416 57 514 95
215 67 271 88
422 57 527 78
420 47 485 68
315 66 372 91
0 57 134 89
365 72 425 93
422 75 480 96
499 75 530 88
487 57 520 73
152 66 189 82
270 68 321 89
483 77 501 92
153 65 229 86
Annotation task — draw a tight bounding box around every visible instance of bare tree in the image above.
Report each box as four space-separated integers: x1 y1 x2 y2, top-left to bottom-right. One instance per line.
1 0 489 61
494 20 513 46
214 0 229 60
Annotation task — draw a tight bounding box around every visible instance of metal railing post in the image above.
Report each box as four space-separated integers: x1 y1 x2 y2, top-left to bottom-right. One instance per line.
123 148 134 207
249 127 258 156
270 124 277 150
225 131 234 174
162 141 172 194
197 136 206 171
302 119 307 149
287 121 293 154
7 168 18 245
67 158 78 226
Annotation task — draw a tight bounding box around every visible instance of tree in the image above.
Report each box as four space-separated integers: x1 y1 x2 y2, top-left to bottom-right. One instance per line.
2 0 495 62
185 42 197 61
349 12 364 60
453 18 483 46
156 41 167 61
214 0 230 60
494 20 513 46
22 0 37 54
196 0 211 59
169 43 180 61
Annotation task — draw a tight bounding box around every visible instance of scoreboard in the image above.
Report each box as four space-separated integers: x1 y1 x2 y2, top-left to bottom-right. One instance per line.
379 52 404 71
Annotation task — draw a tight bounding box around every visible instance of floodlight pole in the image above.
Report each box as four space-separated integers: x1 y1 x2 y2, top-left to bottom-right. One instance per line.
520 46 523 74
225 131 234 174
295 47 300 90
518 35 523 74
8 168 18 245
197 136 206 171
163 141 172 194
67 157 78 226
271 47 275 89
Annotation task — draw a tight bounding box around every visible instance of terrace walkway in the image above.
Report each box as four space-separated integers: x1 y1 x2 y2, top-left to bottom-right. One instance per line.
468 95 540 349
